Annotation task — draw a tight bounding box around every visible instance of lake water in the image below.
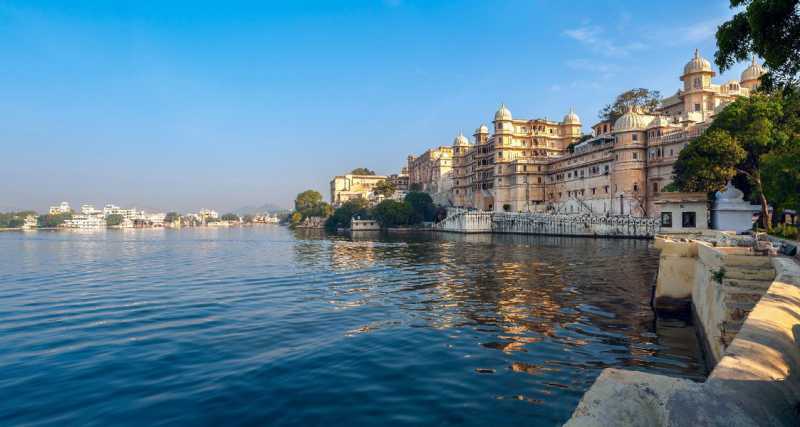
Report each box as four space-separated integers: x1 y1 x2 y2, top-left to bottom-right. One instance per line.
0 227 706 426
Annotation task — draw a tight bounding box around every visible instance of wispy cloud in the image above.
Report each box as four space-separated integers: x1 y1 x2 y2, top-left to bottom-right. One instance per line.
565 59 621 79
562 25 646 58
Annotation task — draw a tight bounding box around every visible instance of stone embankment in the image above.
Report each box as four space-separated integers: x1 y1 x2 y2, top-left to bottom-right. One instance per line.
433 210 660 238
566 233 800 426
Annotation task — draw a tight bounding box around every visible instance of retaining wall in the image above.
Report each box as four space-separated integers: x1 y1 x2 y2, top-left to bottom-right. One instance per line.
433 210 660 238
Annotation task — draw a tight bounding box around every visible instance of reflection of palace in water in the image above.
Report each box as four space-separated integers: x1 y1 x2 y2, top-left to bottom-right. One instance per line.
291 230 702 375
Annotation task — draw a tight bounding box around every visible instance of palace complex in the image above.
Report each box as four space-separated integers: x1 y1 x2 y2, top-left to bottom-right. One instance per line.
406 50 765 217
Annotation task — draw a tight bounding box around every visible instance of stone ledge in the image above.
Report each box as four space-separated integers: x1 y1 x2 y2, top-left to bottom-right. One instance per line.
568 254 800 426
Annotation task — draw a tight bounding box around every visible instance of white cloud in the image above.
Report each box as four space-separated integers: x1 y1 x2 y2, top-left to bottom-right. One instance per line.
562 25 647 58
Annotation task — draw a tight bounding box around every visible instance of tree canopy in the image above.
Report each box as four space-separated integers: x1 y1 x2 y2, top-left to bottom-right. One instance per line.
106 214 124 226
674 92 800 229
350 167 376 176
291 190 332 227
599 88 662 123
0 211 35 228
404 191 436 223
371 200 412 228
373 179 396 197
221 213 240 222
715 0 800 90
37 212 72 228
164 212 180 223
324 198 370 231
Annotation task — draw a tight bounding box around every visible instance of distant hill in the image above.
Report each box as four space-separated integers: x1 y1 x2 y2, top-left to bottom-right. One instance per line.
235 203 290 215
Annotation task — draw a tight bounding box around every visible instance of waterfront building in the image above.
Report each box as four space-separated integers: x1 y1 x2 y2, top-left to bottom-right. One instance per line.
63 214 106 229
434 50 763 217
23 215 37 229
197 209 219 223
80 204 101 215
49 201 71 215
329 173 388 207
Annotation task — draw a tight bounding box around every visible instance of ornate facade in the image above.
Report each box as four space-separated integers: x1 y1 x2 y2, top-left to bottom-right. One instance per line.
431 50 765 217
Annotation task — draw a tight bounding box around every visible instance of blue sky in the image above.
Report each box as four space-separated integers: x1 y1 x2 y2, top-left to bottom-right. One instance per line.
0 0 753 212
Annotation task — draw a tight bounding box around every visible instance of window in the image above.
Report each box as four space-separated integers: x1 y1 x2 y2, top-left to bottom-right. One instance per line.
693 77 701 89
633 184 639 192
653 182 659 193
632 134 638 141
682 212 697 228
537 177 542 184
661 212 673 227
632 152 638 160
694 103 701 112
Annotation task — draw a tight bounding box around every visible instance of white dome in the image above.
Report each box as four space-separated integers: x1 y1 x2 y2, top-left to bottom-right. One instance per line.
683 49 713 75
614 108 653 132
453 132 470 146
495 103 512 121
476 124 489 134
562 108 581 125
741 57 765 82
646 115 672 129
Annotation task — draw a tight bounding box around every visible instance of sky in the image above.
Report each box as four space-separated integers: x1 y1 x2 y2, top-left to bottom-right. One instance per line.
0 0 755 213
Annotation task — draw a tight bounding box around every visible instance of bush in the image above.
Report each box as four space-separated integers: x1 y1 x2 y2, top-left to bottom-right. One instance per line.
771 224 799 240
106 214 124 226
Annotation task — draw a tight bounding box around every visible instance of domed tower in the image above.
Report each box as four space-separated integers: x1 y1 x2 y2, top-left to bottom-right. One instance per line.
740 57 766 91
494 104 513 147
680 49 716 121
561 108 582 138
611 107 651 216
452 132 470 155
473 124 489 145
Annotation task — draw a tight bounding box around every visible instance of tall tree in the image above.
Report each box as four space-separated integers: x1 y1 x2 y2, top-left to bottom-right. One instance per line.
674 93 796 230
294 190 324 214
404 192 435 223
599 88 662 123
373 180 396 197
371 200 412 228
715 0 800 90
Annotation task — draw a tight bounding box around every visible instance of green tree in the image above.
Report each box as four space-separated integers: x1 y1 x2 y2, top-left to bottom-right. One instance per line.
715 0 800 90
106 214 124 226
221 213 240 222
762 143 800 222
164 212 180 223
673 129 746 191
0 211 36 228
325 198 370 231
350 167 376 175
674 93 796 230
242 214 255 224
374 180 396 197
294 190 324 213
37 212 72 228
599 88 662 123
371 200 412 228
404 192 435 224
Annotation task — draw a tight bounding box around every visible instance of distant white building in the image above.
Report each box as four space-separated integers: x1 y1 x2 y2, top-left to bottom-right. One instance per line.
148 213 167 226
49 201 71 215
63 214 106 229
198 209 219 222
81 204 102 215
23 215 37 229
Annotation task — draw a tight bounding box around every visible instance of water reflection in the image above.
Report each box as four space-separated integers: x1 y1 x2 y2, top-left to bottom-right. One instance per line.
0 227 705 427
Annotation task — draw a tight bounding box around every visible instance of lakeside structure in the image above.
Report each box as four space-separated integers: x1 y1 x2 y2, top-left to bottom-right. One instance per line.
330 170 411 208
25 201 282 230
408 50 765 219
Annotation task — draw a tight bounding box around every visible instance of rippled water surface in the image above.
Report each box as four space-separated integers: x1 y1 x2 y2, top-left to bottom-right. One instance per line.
0 227 706 426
